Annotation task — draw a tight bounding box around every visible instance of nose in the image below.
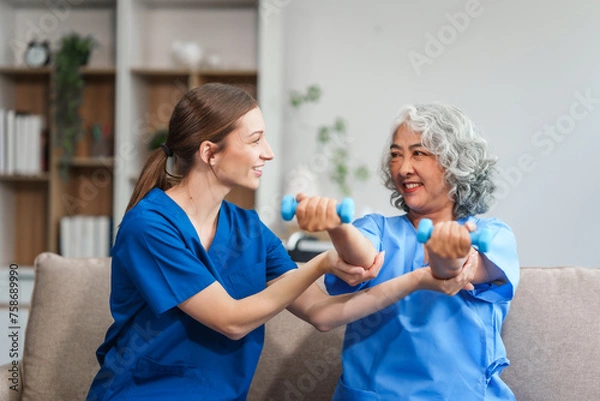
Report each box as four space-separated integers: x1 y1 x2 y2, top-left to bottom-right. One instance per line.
398 157 414 177
261 138 275 161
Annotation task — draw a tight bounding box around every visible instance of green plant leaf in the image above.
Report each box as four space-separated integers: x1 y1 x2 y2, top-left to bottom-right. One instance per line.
305 85 321 102
317 126 330 143
354 165 370 181
333 118 346 133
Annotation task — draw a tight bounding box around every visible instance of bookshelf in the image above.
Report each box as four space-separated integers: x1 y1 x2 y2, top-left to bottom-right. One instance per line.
0 0 260 266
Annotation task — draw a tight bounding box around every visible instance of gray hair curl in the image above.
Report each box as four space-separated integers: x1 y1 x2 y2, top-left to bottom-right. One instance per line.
380 103 497 219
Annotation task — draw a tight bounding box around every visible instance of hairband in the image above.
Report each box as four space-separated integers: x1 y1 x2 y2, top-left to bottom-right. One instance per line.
160 144 173 157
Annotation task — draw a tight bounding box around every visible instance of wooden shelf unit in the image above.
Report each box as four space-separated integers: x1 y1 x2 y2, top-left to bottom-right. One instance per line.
0 0 260 265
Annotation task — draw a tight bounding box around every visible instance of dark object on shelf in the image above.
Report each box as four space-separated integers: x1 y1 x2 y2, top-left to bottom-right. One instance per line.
286 232 333 262
24 40 51 67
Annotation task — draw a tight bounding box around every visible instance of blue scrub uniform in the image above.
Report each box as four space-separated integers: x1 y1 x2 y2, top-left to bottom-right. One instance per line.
325 214 520 401
86 188 296 401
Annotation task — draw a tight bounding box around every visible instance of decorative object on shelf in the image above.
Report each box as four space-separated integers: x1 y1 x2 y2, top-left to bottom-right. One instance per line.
171 41 203 69
89 123 114 158
24 40 51 68
289 84 370 197
206 53 222 69
172 41 204 89
52 32 97 176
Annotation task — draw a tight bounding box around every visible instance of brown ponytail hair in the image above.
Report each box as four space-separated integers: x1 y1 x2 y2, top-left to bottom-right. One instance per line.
125 83 258 213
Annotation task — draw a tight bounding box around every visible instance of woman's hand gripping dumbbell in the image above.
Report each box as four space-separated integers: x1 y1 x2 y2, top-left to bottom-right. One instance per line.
416 218 492 253
281 195 355 224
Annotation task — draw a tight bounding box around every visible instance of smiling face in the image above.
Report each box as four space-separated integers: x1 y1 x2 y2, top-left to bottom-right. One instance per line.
210 107 273 191
389 123 454 222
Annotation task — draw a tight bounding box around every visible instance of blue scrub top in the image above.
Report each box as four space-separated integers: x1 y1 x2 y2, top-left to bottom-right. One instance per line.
325 214 520 401
87 188 296 401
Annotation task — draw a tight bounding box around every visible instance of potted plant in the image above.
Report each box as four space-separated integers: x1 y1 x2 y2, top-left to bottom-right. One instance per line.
289 85 369 197
52 32 96 175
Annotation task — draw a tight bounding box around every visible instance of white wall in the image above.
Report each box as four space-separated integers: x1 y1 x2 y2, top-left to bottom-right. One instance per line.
258 0 600 267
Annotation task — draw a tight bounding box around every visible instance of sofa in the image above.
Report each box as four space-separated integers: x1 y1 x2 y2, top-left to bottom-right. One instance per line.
1 252 598 401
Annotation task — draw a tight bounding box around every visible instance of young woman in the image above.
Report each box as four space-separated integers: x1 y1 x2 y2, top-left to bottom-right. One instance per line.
86 86 477 401
295 103 520 400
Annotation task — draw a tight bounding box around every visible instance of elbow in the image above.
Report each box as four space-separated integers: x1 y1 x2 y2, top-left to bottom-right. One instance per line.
312 322 334 333
305 314 336 333
220 324 250 341
213 316 252 341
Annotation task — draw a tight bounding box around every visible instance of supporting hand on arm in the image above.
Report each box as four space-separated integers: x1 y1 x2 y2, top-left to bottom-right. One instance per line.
424 220 507 285
178 248 381 341
288 251 477 332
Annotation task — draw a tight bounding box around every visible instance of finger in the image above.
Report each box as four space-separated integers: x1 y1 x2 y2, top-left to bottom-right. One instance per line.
295 192 307 203
464 221 476 233
368 251 385 270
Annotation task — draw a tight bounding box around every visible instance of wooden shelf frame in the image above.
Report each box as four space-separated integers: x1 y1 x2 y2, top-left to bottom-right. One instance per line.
0 0 260 265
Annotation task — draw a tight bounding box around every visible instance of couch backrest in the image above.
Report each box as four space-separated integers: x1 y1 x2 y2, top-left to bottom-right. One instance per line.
21 256 600 401
248 308 344 401
22 253 112 401
501 266 600 401
251 266 600 400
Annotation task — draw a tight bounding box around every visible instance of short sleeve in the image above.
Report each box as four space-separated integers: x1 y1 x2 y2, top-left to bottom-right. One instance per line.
325 214 383 295
261 218 298 281
113 210 216 316
467 217 520 303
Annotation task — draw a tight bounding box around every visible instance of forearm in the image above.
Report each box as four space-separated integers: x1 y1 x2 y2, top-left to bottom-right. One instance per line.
301 270 422 332
328 224 377 267
428 254 467 279
180 252 329 340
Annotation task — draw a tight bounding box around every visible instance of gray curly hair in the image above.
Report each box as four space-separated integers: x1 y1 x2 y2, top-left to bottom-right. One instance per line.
380 103 497 219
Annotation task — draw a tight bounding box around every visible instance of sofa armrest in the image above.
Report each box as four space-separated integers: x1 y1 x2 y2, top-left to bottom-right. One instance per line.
0 362 22 401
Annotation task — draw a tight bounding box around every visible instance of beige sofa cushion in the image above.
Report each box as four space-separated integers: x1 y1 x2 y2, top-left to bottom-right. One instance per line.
22 253 112 401
501 266 600 401
249 308 345 401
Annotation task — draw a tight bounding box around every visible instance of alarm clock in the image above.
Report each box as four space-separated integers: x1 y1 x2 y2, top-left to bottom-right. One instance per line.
24 40 51 68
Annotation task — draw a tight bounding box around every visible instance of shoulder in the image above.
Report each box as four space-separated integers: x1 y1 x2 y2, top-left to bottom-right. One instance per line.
221 201 262 229
119 189 183 237
354 213 410 231
469 216 515 236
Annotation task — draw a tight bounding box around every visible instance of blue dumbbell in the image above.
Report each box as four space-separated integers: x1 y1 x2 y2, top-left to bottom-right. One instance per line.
281 195 355 224
416 218 492 253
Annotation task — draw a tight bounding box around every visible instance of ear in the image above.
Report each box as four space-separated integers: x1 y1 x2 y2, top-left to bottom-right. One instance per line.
199 141 217 166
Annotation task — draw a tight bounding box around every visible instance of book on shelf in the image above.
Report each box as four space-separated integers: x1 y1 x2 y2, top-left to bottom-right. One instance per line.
0 108 46 176
60 215 112 258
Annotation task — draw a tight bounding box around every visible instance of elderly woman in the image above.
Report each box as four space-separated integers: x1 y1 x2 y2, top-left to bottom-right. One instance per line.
294 103 520 400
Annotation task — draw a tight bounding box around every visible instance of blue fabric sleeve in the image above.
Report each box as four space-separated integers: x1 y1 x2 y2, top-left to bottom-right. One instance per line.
114 211 217 316
259 215 298 282
467 217 520 303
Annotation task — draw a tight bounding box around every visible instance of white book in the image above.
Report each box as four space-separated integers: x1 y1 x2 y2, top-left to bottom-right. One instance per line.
19 115 29 175
30 115 43 174
0 108 5 174
81 215 94 258
71 215 84 258
97 215 111 257
5 110 15 174
60 216 72 258
14 114 24 174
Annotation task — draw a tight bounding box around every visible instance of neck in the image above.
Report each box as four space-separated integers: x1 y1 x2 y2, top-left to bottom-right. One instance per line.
407 208 455 228
167 170 229 228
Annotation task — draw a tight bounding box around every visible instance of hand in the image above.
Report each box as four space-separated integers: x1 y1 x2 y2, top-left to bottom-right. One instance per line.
417 250 477 295
324 249 385 287
294 193 342 232
425 220 474 260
